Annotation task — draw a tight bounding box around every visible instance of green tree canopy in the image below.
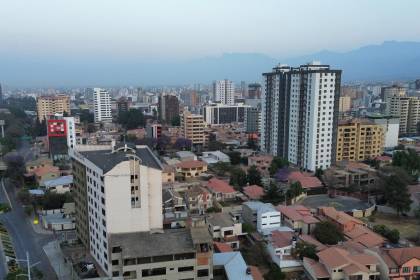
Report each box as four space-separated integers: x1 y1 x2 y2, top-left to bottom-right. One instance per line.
293 241 318 260
227 151 241 165
392 149 420 179
247 165 262 186
229 167 247 190
373 224 400 243
313 220 345 245
383 174 412 216
269 156 288 176
118 109 145 129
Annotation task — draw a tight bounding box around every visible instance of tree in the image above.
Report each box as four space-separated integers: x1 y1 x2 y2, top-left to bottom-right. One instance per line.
264 263 285 280
227 151 241 165
211 162 231 177
383 174 412 216
247 138 257 150
118 109 146 129
287 181 303 200
262 182 284 204
173 138 192 151
313 221 345 245
269 156 288 176
171 115 180 126
315 168 323 179
373 224 400 243
247 165 262 186
293 241 318 260
392 149 420 179
229 167 247 190
207 140 225 151
4 153 25 183
17 189 33 205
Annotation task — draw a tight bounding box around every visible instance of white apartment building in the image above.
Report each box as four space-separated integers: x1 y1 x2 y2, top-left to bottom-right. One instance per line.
242 201 281 235
212 80 235 105
261 62 341 171
93 88 112 123
70 143 163 275
63 116 76 150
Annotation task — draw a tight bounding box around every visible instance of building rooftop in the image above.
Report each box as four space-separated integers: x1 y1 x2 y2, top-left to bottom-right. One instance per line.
213 252 253 280
43 175 73 188
80 145 162 173
207 178 236 194
109 229 195 258
277 205 319 224
382 247 420 268
207 213 235 228
176 160 207 169
288 171 323 189
243 185 264 200
270 230 294 248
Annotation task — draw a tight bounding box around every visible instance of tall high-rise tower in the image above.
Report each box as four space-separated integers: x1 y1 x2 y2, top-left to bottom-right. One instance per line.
261 62 342 171
212 80 235 105
93 88 112 123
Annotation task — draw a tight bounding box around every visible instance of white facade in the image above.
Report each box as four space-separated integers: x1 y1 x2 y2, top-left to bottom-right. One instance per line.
64 117 76 150
256 205 281 233
201 151 230 164
213 80 235 105
368 116 399 148
93 88 112 123
71 145 163 275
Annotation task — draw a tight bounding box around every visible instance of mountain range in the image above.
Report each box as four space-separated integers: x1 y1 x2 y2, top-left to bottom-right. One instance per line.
2 41 420 87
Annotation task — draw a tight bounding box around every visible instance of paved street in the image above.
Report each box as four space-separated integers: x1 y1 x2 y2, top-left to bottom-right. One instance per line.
0 178 57 279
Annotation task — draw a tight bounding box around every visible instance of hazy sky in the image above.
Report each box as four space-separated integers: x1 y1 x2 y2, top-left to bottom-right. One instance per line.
1 0 420 60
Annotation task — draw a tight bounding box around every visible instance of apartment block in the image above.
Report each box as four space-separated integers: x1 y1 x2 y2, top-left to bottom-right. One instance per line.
158 94 180 123
181 111 206 146
386 95 420 136
336 119 384 162
366 114 399 148
37 95 70 121
203 103 251 125
261 62 341 171
93 88 112 123
212 80 235 105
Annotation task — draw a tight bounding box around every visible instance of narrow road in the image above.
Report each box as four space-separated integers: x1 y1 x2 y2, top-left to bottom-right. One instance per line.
0 178 57 279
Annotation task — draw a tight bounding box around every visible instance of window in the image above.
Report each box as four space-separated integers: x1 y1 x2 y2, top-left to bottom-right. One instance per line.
197 269 209 277
178 266 194 272
112 271 119 276
142 267 166 277
111 259 119 265
402 267 410 273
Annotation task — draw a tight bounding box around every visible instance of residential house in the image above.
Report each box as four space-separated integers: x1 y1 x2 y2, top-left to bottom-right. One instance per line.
25 157 53 173
213 252 253 280
288 171 324 192
175 160 208 180
162 164 176 183
162 189 188 228
201 151 230 165
33 165 60 185
242 201 282 235
266 230 301 271
184 186 213 214
318 207 365 232
207 212 242 249
43 175 73 193
175 151 197 161
243 185 265 200
304 247 380 280
248 155 273 175
277 205 319 234
206 178 237 201
379 247 420 280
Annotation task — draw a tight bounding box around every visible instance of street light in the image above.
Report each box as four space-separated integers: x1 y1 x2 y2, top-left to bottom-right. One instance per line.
15 251 40 280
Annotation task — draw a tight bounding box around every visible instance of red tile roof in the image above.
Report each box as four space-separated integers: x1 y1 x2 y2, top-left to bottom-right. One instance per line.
249 266 264 280
277 205 319 224
385 247 420 266
207 178 236 194
375 155 392 161
176 160 207 169
270 230 294 248
288 171 323 189
214 242 233 253
243 185 264 200
33 165 60 177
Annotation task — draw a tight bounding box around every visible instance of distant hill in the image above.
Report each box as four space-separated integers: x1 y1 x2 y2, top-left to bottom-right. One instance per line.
1 41 420 86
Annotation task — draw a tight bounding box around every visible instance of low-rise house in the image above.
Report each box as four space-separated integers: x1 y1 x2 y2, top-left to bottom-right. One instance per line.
175 160 208 180
379 247 420 279
25 157 53 173
213 252 253 280
267 230 301 271
248 155 273 174
207 212 242 249
163 189 188 221
175 150 197 161
162 164 176 183
243 185 264 200
43 175 73 193
277 205 319 234
33 165 61 185
304 247 380 280
40 202 75 231
201 151 230 165
318 206 365 232
242 201 281 235
206 178 237 201
288 171 323 191
184 186 213 214
298 235 327 251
